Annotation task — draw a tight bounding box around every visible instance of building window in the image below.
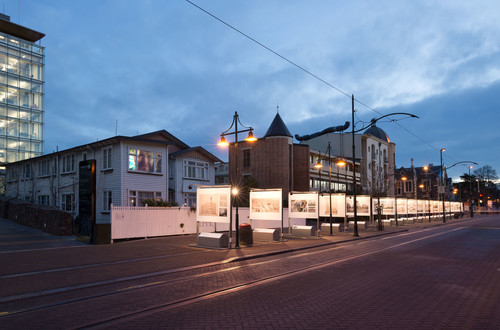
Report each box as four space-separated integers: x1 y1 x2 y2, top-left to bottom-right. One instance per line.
128 148 161 173
183 160 208 180
62 154 75 173
128 190 162 206
23 163 31 179
103 190 112 212
7 167 18 181
61 193 74 212
184 193 196 207
405 181 413 192
103 148 112 170
38 159 49 177
243 149 250 167
38 195 49 206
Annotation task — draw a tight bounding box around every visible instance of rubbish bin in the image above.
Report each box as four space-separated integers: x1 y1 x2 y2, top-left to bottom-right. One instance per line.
239 223 253 246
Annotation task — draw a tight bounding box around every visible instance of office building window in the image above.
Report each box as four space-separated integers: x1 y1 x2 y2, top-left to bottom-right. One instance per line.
38 159 49 177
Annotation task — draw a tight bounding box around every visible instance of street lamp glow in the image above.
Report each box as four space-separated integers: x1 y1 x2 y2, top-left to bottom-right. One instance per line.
314 158 323 169
231 187 239 196
337 160 346 167
218 136 229 147
244 131 257 142
423 166 428 171
401 176 407 181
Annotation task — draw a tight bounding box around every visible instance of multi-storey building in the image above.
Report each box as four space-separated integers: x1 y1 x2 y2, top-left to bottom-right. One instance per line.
0 14 45 191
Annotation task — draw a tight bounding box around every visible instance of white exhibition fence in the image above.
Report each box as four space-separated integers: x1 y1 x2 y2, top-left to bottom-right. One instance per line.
111 206 306 240
111 206 215 240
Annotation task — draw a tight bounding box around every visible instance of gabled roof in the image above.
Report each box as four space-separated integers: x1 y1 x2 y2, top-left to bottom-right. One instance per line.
136 130 190 149
170 146 222 163
264 113 292 138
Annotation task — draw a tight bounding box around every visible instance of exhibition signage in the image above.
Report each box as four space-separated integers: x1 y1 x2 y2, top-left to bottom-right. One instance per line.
196 186 231 223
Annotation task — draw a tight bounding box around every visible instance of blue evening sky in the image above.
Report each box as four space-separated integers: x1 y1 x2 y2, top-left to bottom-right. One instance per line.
8 0 500 181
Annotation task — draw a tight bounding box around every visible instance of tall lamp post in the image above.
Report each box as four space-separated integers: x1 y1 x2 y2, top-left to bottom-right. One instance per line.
469 165 474 218
423 166 431 222
440 148 446 223
315 142 335 235
350 94 419 236
218 111 257 249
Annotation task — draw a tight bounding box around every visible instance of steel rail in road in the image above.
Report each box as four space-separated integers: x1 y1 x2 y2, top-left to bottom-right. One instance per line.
1 217 486 328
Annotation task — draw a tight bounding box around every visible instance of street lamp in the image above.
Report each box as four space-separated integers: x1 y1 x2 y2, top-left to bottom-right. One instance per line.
423 165 431 222
218 111 256 248
315 142 335 235
469 165 474 218
349 95 419 236
440 148 446 223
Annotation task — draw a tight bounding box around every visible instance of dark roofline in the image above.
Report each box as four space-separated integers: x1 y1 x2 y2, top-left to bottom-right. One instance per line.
0 18 45 42
136 129 190 149
4 135 173 166
170 146 222 163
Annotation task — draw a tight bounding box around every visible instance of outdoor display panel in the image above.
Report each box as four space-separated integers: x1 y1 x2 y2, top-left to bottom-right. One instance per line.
432 200 439 213
397 198 408 215
250 189 282 221
373 197 395 215
289 191 318 218
346 195 371 216
417 200 425 213
446 201 452 213
319 193 346 217
196 186 231 223
407 199 417 214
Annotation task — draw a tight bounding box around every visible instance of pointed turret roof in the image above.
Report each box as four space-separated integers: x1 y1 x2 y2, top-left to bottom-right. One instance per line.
264 113 292 138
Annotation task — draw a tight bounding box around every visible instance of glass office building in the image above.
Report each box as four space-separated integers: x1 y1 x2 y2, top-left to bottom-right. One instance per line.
0 14 44 186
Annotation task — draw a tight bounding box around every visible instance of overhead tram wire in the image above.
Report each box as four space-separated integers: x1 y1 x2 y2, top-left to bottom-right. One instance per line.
185 0 462 164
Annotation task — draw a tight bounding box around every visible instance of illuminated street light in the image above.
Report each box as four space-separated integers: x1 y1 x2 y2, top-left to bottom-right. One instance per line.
440 148 446 223
219 111 256 249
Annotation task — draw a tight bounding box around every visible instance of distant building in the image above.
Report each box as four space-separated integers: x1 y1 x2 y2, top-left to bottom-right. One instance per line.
215 162 229 185
395 160 448 201
4 130 220 241
0 14 45 192
301 122 395 196
228 113 310 200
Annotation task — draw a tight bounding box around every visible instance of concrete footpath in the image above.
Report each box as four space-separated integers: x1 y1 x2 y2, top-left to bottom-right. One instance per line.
0 215 475 274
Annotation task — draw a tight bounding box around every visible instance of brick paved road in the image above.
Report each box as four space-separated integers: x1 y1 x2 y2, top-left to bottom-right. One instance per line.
107 216 500 329
1 216 498 329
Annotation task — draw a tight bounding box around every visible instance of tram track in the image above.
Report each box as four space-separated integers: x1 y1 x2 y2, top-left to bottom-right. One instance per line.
0 224 467 328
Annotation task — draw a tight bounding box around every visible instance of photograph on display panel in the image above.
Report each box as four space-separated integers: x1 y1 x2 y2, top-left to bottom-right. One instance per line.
346 195 370 216
320 194 346 217
196 186 231 223
250 189 282 221
397 198 407 215
289 192 318 219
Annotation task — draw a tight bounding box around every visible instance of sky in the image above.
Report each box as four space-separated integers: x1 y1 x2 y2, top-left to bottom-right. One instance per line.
7 0 500 181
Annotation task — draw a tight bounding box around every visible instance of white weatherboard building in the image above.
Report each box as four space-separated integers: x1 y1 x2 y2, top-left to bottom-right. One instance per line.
4 130 220 243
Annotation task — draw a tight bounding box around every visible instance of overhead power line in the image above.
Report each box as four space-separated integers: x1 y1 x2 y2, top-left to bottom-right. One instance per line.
185 0 448 160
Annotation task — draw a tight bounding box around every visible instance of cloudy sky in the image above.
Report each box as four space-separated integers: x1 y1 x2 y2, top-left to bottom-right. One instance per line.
8 0 500 180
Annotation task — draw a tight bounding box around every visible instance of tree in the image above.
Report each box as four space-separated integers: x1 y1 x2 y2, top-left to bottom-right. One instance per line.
473 165 498 184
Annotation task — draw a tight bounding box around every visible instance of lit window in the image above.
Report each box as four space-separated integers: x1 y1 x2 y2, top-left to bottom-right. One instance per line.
128 148 161 173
